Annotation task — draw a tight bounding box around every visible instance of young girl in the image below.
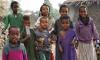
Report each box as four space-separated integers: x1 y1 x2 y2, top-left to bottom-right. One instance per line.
35 4 56 60
75 5 99 60
54 4 73 35
54 5 73 60
21 15 36 60
2 26 28 60
35 4 55 32
58 15 76 60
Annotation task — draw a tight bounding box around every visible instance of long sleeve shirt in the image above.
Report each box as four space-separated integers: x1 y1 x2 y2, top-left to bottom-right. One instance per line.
75 17 99 43
2 43 28 60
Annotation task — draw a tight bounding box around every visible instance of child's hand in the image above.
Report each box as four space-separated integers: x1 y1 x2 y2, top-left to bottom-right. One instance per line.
72 40 78 49
59 31 65 38
59 46 63 53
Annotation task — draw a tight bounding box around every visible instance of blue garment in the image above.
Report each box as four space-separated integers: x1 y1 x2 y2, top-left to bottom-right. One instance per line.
58 29 76 60
34 29 51 60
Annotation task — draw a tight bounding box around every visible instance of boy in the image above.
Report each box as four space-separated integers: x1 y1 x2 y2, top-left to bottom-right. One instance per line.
3 1 23 32
2 26 28 60
21 15 36 60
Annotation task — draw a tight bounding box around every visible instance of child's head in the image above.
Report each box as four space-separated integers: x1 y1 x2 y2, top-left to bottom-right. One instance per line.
60 15 70 30
39 16 49 29
40 4 50 16
23 15 30 27
59 5 69 16
10 1 19 14
8 26 20 44
79 5 89 25
79 5 88 18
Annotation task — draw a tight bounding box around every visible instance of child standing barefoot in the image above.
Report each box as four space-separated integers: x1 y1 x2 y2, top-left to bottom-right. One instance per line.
54 5 73 60
75 5 99 60
58 15 76 60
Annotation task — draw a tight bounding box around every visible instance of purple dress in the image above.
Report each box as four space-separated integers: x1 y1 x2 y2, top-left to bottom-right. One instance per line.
58 29 76 60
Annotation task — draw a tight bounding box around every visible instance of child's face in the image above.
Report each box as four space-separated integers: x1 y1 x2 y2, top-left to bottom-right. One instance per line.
12 3 19 13
79 7 87 17
40 18 48 29
41 6 49 16
61 19 70 30
23 20 30 27
60 7 69 16
9 28 20 44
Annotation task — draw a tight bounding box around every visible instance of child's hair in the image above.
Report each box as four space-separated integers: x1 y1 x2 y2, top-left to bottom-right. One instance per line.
10 1 18 9
23 15 30 21
60 15 70 23
59 4 69 12
78 5 89 26
79 5 87 11
9 26 20 33
60 15 73 28
39 3 50 16
40 16 48 22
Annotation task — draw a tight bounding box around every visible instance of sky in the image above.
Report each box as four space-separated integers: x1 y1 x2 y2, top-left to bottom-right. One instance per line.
20 0 66 12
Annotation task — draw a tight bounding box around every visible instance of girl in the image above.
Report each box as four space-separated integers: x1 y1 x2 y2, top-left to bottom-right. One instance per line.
75 5 99 60
54 4 73 35
54 5 73 60
35 4 55 32
35 4 56 60
58 15 76 60
21 15 36 60
2 26 28 60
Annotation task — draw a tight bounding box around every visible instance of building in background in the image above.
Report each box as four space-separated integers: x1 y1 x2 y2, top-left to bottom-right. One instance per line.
0 0 8 16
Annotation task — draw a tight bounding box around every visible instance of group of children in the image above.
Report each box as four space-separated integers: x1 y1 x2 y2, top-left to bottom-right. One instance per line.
0 1 100 60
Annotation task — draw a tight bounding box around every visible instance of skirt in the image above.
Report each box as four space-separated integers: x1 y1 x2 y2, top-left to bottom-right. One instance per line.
78 41 97 60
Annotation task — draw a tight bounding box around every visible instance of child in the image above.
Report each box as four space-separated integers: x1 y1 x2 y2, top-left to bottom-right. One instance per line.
54 5 73 60
58 15 76 60
35 4 56 60
2 26 28 60
54 4 73 35
3 1 23 32
34 16 51 60
21 15 36 60
75 5 99 60
35 4 55 32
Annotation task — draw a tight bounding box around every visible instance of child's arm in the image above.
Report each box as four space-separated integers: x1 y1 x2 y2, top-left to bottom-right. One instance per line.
21 35 30 42
91 20 99 41
2 46 8 60
75 21 80 41
21 44 28 60
58 35 63 53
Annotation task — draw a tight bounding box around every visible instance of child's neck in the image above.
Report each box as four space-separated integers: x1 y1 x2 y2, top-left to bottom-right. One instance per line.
39 27 47 32
42 14 48 17
13 12 18 15
62 28 69 32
